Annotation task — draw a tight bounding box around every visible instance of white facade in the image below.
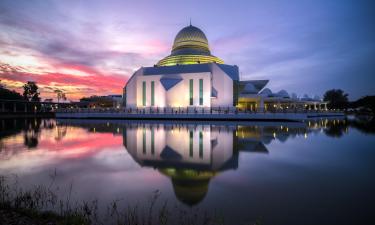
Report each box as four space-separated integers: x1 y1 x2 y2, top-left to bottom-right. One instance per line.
124 63 238 108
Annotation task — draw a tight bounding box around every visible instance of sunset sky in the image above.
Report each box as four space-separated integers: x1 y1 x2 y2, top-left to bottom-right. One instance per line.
0 0 374 101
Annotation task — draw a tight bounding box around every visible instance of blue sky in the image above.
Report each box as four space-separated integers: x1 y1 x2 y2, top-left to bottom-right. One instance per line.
0 0 374 100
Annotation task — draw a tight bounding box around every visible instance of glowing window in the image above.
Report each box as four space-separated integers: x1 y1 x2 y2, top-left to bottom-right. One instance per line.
189 79 193 105
151 81 155 106
199 79 203 105
142 81 146 106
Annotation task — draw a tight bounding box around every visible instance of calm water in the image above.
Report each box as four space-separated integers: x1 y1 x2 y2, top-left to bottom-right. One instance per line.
0 118 374 224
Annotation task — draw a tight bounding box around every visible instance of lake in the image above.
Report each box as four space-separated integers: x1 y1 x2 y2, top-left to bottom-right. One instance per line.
0 118 374 225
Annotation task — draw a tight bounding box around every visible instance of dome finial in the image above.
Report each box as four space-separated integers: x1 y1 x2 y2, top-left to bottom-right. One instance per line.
189 18 192 26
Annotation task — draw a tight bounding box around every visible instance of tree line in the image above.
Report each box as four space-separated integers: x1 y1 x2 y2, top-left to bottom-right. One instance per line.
0 80 66 103
323 89 375 114
1 81 374 114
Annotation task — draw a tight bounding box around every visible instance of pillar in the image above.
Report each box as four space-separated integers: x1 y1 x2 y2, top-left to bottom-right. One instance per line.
24 103 27 113
258 97 265 112
277 101 281 110
13 103 17 112
1 102 4 112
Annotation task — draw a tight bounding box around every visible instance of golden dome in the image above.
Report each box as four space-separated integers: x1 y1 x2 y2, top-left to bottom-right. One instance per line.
157 25 224 66
172 25 210 54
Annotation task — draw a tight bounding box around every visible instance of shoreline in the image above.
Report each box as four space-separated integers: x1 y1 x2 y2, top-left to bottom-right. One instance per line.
0 112 55 119
55 111 345 122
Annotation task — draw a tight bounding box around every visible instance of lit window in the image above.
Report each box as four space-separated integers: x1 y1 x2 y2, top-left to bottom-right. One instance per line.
151 81 155 106
199 79 203 105
142 81 146 106
189 79 193 105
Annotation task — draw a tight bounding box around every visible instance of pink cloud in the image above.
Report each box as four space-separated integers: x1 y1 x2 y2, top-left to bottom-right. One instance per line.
0 63 127 100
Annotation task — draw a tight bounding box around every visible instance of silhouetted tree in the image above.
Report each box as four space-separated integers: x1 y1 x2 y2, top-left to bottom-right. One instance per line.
54 89 67 103
351 96 375 114
0 81 23 100
323 89 348 109
23 81 40 102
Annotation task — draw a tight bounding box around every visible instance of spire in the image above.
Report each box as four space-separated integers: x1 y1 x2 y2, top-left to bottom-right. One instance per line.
189 18 192 26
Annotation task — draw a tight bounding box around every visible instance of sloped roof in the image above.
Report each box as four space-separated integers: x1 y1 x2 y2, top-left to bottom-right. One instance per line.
216 64 239 80
142 63 240 81
239 80 269 95
143 64 211 75
160 76 183 91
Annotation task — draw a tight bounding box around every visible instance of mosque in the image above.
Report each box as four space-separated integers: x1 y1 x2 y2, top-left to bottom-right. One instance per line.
123 24 326 112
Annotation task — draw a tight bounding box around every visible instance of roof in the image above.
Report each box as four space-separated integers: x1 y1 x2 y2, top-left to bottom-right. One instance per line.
160 76 183 90
142 63 240 80
216 64 239 80
239 80 269 94
143 63 211 75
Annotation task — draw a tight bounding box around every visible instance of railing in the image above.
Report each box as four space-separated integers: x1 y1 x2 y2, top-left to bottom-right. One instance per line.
56 107 342 115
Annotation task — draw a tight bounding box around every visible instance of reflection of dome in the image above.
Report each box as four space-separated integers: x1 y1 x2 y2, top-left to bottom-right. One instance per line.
159 168 216 206
172 178 209 206
157 25 224 66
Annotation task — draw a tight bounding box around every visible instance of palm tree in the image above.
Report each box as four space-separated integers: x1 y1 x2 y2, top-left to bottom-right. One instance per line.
54 89 67 103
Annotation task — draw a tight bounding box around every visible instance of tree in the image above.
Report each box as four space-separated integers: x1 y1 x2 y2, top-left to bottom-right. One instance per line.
54 89 66 103
23 81 40 102
323 89 348 110
351 96 375 114
0 83 23 100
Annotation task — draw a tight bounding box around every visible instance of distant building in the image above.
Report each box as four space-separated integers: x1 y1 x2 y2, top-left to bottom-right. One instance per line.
80 95 122 108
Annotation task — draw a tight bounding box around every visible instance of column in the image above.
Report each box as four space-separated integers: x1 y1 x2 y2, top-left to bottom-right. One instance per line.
24 103 27 113
13 103 17 112
258 97 264 112
1 102 4 112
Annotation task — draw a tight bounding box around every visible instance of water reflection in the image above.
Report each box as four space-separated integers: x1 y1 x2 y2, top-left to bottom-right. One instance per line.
0 117 374 207
1 117 373 151
1 117 375 224
50 118 372 206
0 119 56 150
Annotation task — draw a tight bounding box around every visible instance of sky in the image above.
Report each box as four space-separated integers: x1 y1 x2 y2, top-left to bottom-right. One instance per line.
0 0 374 101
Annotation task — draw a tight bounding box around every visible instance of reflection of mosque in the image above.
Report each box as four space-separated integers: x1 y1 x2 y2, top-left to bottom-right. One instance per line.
121 122 317 206
10 118 364 205
123 124 238 205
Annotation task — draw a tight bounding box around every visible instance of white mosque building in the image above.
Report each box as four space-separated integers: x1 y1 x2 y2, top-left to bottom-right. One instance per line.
123 24 327 112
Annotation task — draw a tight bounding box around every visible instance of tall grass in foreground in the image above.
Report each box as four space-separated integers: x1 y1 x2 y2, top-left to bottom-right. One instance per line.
0 174 261 225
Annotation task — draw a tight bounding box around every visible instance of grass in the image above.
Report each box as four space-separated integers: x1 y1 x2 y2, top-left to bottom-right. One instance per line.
0 174 261 225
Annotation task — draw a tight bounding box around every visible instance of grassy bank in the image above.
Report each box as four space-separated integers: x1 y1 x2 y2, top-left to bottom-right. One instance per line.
0 175 260 225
